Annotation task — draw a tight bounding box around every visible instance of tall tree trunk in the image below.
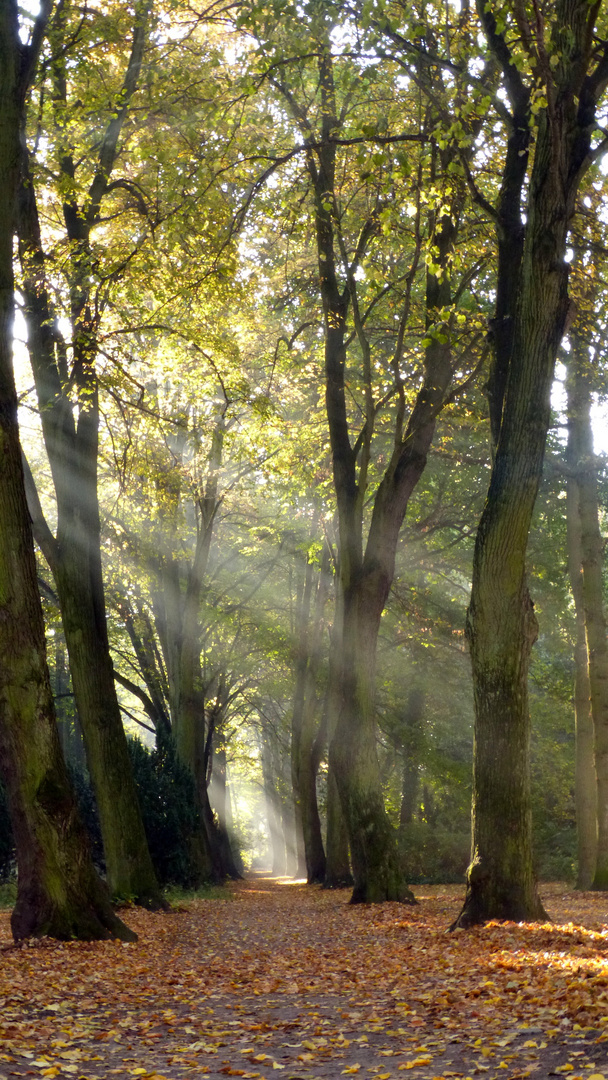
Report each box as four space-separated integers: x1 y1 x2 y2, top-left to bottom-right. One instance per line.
566 466 597 889
453 0 603 926
17 4 164 909
0 0 134 943
566 349 608 888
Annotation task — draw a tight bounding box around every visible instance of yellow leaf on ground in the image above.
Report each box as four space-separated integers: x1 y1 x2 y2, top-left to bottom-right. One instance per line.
342 1065 361 1074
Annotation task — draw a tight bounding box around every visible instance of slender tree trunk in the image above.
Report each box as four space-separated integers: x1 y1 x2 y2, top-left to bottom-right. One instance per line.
291 555 315 879
260 729 286 875
566 352 608 887
399 690 425 829
291 542 329 883
210 742 242 878
0 0 134 943
566 470 597 888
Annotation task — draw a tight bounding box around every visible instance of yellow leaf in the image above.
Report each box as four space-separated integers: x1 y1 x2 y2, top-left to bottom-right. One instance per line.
588 1075 606 1079
272 1064 285 1070
252 1056 269 1063
523 1040 538 1048
342 1066 361 1075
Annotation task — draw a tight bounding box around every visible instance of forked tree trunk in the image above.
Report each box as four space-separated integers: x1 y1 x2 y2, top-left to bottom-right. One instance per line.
0 0 133 943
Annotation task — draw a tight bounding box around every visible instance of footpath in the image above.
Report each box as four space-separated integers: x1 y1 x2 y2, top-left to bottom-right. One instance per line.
1 879 608 1080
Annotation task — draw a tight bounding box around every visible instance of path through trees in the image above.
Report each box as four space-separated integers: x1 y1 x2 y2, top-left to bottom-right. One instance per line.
1 879 608 1078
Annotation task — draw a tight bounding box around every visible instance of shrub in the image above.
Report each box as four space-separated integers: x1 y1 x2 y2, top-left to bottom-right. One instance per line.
127 735 202 888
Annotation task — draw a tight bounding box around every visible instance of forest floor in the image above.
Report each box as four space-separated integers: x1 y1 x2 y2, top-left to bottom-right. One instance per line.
1 879 608 1080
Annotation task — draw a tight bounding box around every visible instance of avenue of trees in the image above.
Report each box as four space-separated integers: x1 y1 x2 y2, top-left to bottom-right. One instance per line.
1 0 608 939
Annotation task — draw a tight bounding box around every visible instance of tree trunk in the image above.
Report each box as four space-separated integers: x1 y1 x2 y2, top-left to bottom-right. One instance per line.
210 742 242 878
331 590 415 903
566 373 597 889
16 8 164 909
324 591 352 887
260 728 286 875
399 690 425 828
291 541 329 883
566 350 608 888
324 769 352 887
0 0 134 943
453 0 602 925
290 554 316 879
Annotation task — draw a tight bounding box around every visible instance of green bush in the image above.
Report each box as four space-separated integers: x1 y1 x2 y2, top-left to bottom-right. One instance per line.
67 762 104 871
399 821 470 884
127 735 201 888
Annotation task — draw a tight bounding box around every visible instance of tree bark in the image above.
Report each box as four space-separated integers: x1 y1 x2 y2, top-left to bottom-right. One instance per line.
0 0 134 943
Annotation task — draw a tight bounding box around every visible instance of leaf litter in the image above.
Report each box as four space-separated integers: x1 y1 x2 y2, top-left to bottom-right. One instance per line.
1 880 608 1079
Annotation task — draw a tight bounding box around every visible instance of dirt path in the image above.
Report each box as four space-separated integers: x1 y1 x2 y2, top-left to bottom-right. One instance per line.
1 879 608 1079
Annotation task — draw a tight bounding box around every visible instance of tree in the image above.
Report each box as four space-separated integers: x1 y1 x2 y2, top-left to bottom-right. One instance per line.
0 0 134 943
565 219 608 889
18 0 164 907
453 0 608 927
237 0 486 902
